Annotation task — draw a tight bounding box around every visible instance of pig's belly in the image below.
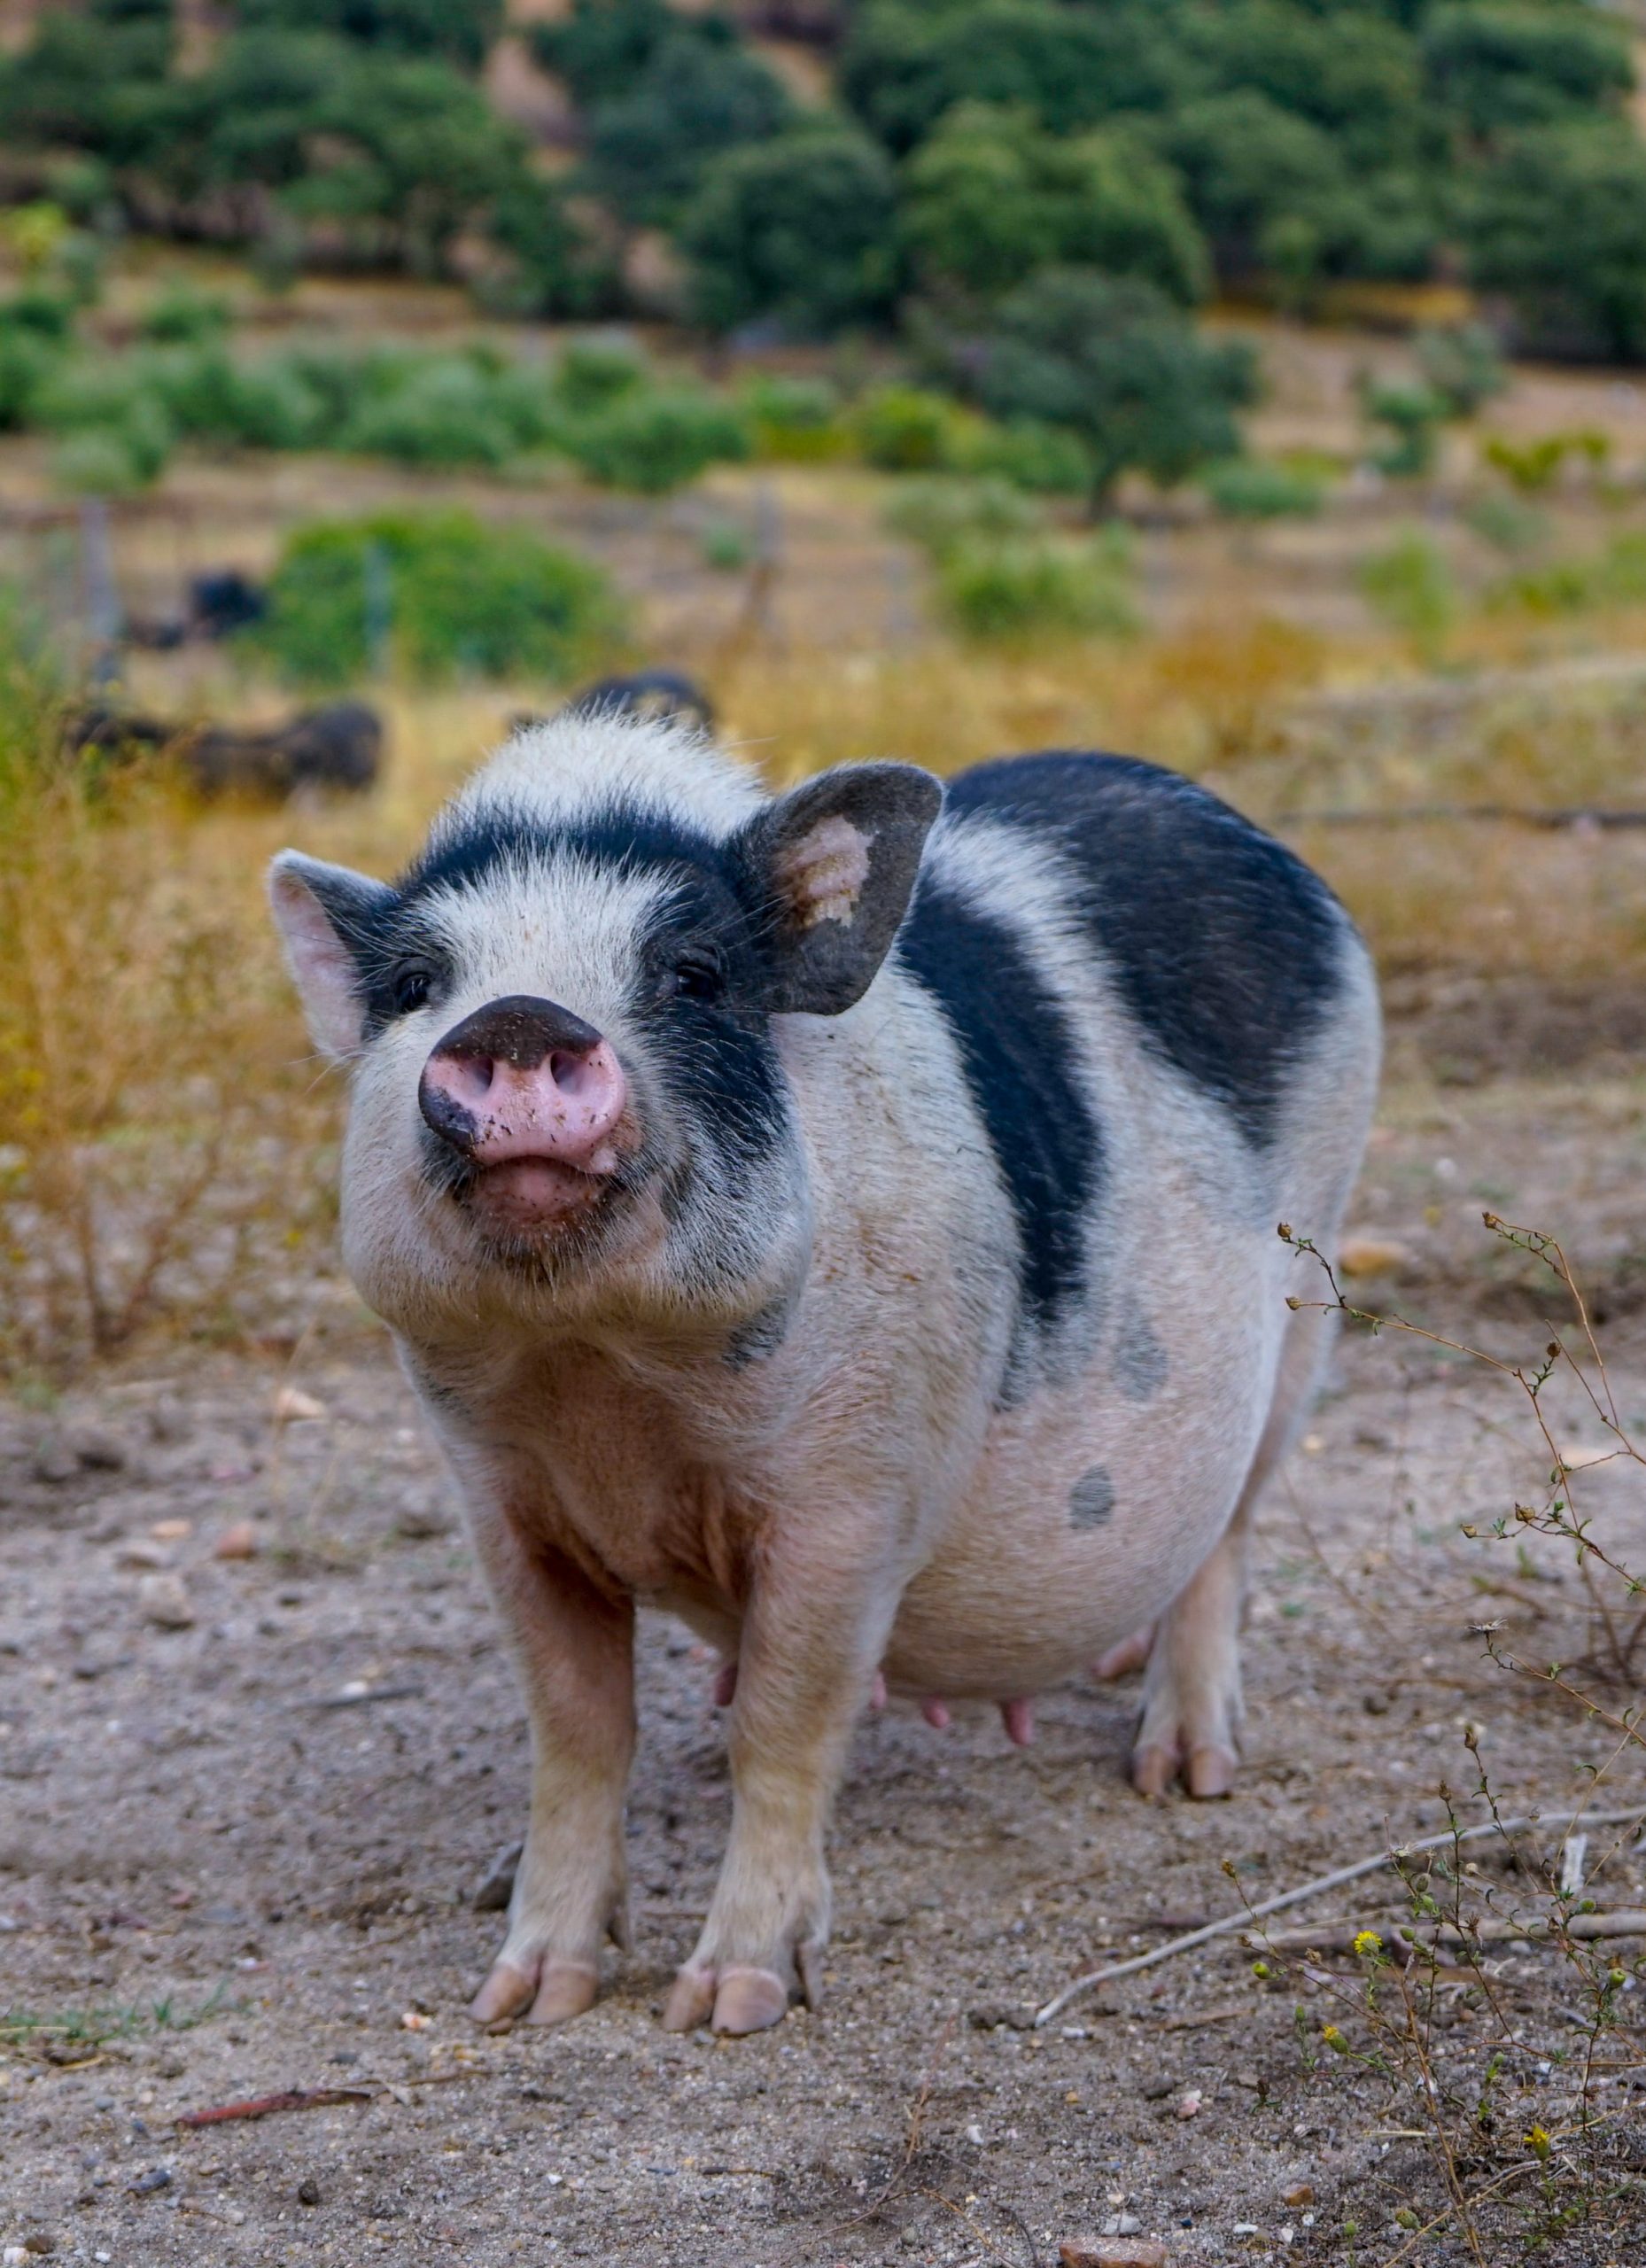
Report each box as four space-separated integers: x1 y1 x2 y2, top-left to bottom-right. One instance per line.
882 1325 1274 1699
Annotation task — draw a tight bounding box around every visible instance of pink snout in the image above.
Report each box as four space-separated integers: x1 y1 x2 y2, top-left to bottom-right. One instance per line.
419 995 629 1228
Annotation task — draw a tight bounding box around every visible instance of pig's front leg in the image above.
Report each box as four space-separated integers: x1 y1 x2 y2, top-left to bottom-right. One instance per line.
464 1503 635 2026
663 1533 896 2038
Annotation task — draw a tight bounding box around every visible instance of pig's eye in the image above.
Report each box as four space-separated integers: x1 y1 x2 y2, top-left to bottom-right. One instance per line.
664 951 724 1004
390 965 436 1015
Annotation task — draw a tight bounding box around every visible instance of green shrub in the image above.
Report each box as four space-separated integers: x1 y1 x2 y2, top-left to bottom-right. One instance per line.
0 328 58 431
551 339 647 416
35 361 173 490
338 355 521 470
1413 322 1506 418
883 473 1044 560
1463 489 1547 555
854 384 973 472
1482 429 1610 493
563 387 749 493
1359 376 1449 478
1358 530 1457 657
0 284 76 343
1491 532 1646 616
699 519 754 571
740 373 848 462
936 530 1137 643
957 417 1091 495
1200 455 1328 519
139 284 233 346
249 508 625 687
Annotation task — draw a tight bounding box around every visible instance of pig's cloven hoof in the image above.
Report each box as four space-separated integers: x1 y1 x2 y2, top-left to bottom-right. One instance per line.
661 1961 795 2035
1130 1741 1238 1799
470 1954 598 2027
1091 1627 1153 1682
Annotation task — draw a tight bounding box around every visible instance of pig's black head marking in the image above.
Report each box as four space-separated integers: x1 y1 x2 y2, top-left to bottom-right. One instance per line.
1069 1466 1116 1531
735 764 943 1018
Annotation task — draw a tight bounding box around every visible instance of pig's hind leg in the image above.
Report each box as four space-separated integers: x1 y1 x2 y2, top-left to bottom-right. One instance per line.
465 1505 636 2025
1131 1306 1331 1799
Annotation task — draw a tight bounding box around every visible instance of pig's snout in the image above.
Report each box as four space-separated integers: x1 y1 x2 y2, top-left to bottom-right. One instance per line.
419 997 629 1225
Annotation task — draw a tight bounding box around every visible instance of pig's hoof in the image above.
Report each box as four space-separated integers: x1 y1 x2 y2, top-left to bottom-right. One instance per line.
1185 1744 1238 1800
470 1956 596 2027
712 1967 789 2035
1130 1742 1180 1798
1092 1627 1153 1681
661 1964 718 2032
470 1961 539 2023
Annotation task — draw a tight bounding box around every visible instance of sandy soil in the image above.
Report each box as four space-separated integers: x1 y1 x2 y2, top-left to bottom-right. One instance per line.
3 1075 1645 2268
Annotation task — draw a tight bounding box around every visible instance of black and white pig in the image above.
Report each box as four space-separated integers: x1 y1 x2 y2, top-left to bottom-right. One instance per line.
268 712 1379 2036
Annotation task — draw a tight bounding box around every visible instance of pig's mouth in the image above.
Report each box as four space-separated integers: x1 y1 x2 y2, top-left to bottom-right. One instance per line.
462 1153 616 1235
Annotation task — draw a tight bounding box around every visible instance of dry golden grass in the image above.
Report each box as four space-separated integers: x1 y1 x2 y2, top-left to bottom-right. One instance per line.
5 602 1646 1381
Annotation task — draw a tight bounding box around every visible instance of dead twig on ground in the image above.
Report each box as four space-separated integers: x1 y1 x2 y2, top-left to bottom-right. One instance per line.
1258 1909 1646 1953
1034 1807 1646 2025
175 2087 371 2127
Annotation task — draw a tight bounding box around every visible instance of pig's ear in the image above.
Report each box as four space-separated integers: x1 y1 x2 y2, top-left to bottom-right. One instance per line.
740 762 943 1015
268 850 395 1060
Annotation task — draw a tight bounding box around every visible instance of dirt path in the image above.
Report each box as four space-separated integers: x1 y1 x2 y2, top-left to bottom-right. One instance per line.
4 1081 1645 2267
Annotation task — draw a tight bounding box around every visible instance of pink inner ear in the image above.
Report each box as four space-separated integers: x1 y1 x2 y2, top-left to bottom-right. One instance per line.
779 814 872 931
270 874 365 1059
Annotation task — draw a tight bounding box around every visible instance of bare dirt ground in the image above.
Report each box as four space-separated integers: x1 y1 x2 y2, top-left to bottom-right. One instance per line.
4 1066 1646 2268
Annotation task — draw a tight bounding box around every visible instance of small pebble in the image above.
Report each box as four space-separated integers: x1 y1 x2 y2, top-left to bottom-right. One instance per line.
31 1442 76 1486
150 1518 192 1542
396 1507 449 1539
1284 2184 1315 2208
21 2237 57 2257
66 1425 127 1472
297 2179 321 2208
128 2167 173 2196
214 1522 260 1562
136 1574 195 1631
1175 2088 1203 2119
1060 2241 1167 2268
116 1540 171 1572
274 1386 327 1423
1101 2213 1143 2236
148 1397 190 1444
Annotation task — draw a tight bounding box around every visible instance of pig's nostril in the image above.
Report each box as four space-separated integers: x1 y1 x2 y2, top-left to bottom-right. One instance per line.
455 1057 495 1101
549 1047 595 1096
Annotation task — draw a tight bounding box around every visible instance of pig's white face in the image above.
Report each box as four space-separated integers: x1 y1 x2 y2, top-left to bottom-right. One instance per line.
268 715 942 1338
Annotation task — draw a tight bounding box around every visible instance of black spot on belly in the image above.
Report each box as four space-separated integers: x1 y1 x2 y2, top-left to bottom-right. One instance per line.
1069 1465 1116 1530
897 875 1103 1381
1113 1312 1169 1402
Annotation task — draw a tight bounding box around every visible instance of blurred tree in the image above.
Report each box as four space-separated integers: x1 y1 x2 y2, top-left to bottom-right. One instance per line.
532 0 679 108
683 121 900 335
1423 4 1633 141
1187 0 1425 173
840 0 1192 154
583 30 793 227
1465 121 1646 361
237 0 505 72
959 268 1257 509
903 105 1209 307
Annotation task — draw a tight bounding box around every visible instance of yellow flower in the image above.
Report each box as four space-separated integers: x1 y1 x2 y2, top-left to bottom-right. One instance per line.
1526 2126 1551 2163
1353 1930 1384 1957
1322 2023 1348 2051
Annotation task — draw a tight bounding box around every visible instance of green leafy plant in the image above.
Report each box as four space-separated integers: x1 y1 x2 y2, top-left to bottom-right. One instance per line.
562 386 749 495
1358 529 1458 659
247 508 625 687
1200 454 1329 519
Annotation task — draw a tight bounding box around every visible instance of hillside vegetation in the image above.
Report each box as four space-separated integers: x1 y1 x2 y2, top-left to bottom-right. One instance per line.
3 0 1646 362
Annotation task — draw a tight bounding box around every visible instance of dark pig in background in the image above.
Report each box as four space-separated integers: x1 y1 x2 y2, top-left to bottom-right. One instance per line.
268 711 1378 2035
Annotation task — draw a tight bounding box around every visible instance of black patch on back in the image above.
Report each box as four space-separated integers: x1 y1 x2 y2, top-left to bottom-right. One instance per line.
1069 1466 1116 1530
1112 1311 1169 1402
897 875 1102 1376
943 754 1350 1145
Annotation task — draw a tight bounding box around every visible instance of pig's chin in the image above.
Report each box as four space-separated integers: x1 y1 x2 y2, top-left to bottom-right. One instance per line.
462 1157 613 1240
